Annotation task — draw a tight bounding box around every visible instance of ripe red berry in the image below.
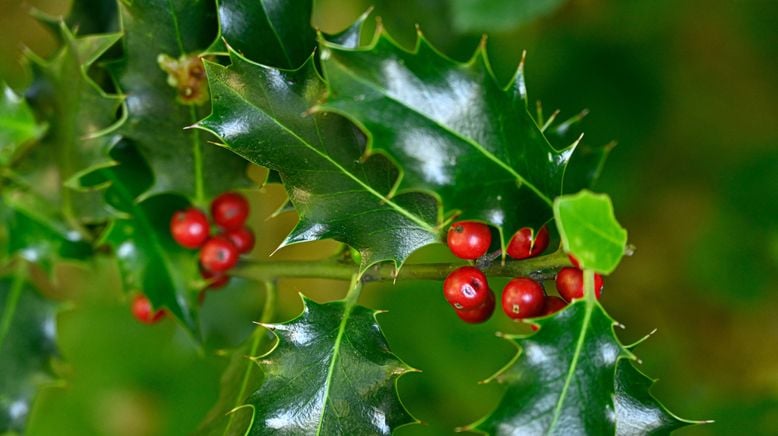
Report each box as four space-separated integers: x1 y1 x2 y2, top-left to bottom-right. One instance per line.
501 278 546 320
555 267 604 302
446 221 491 260
225 227 255 254
201 266 230 289
211 192 250 230
443 266 490 310
200 237 239 272
568 254 581 268
131 294 165 324
170 208 210 248
506 225 549 259
455 289 495 324
542 296 568 315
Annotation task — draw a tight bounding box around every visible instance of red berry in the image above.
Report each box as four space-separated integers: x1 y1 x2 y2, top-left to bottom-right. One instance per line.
443 266 490 310
170 208 210 248
211 192 250 230
131 294 165 324
455 289 495 324
542 296 568 315
555 267 604 302
501 278 546 320
568 254 581 268
225 227 255 254
506 225 549 259
447 221 491 260
200 237 239 272
201 266 230 289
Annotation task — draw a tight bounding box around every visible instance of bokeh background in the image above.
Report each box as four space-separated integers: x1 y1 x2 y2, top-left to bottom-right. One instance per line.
1 0 776 434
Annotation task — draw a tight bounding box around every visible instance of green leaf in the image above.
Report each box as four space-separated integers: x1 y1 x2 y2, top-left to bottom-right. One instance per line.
318 32 578 244
0 83 45 165
96 142 199 333
210 0 315 68
113 0 249 202
0 272 59 433
195 51 440 269
450 0 568 33
0 193 92 273
554 190 627 274
614 359 699 435
246 294 416 435
66 0 119 35
22 24 122 224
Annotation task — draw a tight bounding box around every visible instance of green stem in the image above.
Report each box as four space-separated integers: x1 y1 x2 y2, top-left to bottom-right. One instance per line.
223 280 278 436
0 262 26 350
232 250 569 283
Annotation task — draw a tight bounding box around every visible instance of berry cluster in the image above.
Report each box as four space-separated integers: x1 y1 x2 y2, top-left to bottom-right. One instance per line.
443 221 605 325
130 192 254 324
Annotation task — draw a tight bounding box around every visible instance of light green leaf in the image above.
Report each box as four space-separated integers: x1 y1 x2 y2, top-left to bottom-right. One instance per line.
554 190 627 274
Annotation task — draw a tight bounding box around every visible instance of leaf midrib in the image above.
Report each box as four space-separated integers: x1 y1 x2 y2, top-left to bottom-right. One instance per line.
324 53 553 206
207 71 438 235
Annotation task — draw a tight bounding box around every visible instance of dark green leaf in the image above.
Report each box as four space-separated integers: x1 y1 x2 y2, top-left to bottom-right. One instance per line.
554 190 627 274
450 0 568 33
195 51 440 269
211 0 315 68
0 273 58 433
66 0 119 35
247 295 416 435
323 8 373 49
319 32 579 244
96 142 199 333
615 360 699 435
0 83 45 165
113 0 249 202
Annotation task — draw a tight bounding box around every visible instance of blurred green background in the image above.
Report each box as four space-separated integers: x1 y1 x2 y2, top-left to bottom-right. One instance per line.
2 0 777 434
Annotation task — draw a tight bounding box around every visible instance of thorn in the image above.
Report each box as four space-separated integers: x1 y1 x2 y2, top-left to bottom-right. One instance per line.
624 244 637 256
519 49 527 69
615 322 626 330
479 33 488 49
540 109 560 132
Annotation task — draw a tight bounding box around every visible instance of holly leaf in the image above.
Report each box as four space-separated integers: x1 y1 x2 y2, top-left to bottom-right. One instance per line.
195 50 440 269
112 0 249 202
0 273 59 433
246 295 416 435
96 142 199 333
22 23 122 224
450 0 568 33
614 359 700 435
554 190 627 274
468 300 695 435
66 0 119 35
318 32 578 245
0 83 46 165
209 0 315 68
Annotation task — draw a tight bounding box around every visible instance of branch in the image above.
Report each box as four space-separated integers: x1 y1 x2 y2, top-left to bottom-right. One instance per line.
232 250 570 283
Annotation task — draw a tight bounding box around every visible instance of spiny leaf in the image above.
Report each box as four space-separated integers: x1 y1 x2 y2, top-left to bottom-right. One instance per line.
615 360 700 435
554 190 627 274
195 51 440 269
319 31 580 246
209 0 315 68
0 272 59 433
96 142 199 333
112 0 249 202
0 83 46 165
22 23 122 224
247 295 416 435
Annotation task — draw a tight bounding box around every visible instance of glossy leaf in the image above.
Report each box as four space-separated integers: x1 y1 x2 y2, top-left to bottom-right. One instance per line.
318 32 578 244
0 193 91 273
0 273 58 433
615 360 698 435
210 0 315 68
22 24 122 223
96 142 199 333
554 190 627 274
450 0 568 33
195 51 440 269
0 83 45 165
246 295 416 435
113 0 249 202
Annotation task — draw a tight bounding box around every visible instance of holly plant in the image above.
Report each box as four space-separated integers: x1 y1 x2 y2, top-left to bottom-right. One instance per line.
0 1 707 435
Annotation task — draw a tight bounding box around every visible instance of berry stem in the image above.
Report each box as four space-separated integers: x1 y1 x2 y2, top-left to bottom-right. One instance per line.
232 250 571 283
